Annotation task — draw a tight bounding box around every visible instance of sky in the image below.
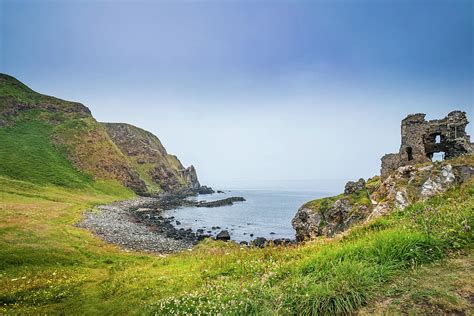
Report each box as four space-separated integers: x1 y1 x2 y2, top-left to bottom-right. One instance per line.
1 0 473 191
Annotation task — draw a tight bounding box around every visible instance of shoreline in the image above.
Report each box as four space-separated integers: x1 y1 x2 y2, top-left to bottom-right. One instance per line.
77 194 296 254
77 196 197 253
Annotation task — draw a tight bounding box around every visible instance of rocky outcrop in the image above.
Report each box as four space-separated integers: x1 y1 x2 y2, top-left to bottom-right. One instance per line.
381 111 473 179
216 230 231 241
198 185 215 194
294 111 474 242
184 165 200 191
293 158 473 242
344 178 366 194
292 179 373 241
196 197 245 208
103 123 198 194
102 123 205 194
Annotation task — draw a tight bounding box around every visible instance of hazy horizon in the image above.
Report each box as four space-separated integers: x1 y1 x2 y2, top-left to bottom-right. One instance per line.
1 0 472 190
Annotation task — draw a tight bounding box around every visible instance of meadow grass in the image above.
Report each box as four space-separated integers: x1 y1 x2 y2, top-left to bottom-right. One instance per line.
0 173 472 314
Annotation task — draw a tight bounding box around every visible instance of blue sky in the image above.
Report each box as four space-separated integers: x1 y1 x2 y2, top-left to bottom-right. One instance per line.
1 0 473 191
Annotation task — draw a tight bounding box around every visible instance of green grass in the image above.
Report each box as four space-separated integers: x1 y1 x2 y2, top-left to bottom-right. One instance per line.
359 251 473 314
0 173 472 314
0 120 93 188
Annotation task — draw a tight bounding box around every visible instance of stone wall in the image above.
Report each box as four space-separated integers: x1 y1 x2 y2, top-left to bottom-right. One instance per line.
381 111 473 179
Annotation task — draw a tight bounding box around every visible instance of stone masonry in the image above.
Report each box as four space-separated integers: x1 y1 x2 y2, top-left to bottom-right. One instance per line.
381 111 473 178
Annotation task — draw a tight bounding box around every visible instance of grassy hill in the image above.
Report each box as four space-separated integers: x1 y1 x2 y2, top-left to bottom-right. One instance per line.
0 74 198 194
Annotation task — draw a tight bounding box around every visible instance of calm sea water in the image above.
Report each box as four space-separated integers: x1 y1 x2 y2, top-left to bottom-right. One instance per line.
165 190 330 242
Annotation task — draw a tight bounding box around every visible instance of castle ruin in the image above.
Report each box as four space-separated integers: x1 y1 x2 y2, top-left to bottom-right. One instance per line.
381 111 473 178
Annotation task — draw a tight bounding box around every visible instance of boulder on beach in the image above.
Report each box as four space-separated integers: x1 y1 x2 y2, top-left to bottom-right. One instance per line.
216 230 231 241
251 237 267 248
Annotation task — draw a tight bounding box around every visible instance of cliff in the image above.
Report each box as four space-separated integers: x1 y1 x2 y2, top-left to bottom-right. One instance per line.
0 73 201 194
293 111 474 241
103 123 200 193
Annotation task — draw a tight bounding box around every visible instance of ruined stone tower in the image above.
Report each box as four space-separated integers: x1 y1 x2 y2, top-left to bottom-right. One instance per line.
381 111 473 178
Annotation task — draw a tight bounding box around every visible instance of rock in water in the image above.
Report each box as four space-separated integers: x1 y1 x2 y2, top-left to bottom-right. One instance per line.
196 197 245 208
216 230 231 241
198 186 215 194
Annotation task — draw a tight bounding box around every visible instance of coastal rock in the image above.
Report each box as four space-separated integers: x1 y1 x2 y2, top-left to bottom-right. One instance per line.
216 230 231 241
292 208 323 241
294 158 474 242
198 185 215 194
344 178 366 195
184 165 201 192
292 179 372 241
272 238 294 246
251 237 267 248
196 197 245 208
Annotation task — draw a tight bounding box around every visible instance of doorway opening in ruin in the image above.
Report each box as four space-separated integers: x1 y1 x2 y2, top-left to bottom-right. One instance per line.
406 147 413 161
431 152 445 162
435 135 441 144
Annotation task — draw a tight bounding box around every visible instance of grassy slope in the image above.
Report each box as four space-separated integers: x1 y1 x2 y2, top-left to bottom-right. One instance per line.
0 120 93 188
1 172 472 314
0 74 144 192
360 251 473 314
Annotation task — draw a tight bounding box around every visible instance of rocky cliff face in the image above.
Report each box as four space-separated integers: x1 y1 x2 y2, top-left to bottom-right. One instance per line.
0 73 203 195
103 123 201 194
293 156 474 241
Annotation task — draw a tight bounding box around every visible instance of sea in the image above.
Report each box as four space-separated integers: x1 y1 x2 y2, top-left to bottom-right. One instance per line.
164 189 335 242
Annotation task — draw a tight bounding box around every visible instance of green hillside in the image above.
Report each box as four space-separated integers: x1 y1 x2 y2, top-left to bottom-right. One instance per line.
0 119 92 188
0 74 198 194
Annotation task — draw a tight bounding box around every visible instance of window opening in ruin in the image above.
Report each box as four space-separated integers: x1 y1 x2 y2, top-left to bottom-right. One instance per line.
435 135 441 144
406 147 413 161
432 152 445 162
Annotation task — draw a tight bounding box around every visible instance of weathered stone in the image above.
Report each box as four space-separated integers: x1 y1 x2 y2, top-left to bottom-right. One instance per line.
344 178 366 195
455 165 474 182
198 185 215 194
183 165 201 192
251 237 267 248
394 189 409 209
215 230 231 241
381 111 473 179
291 207 324 241
196 197 245 208
420 164 456 198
